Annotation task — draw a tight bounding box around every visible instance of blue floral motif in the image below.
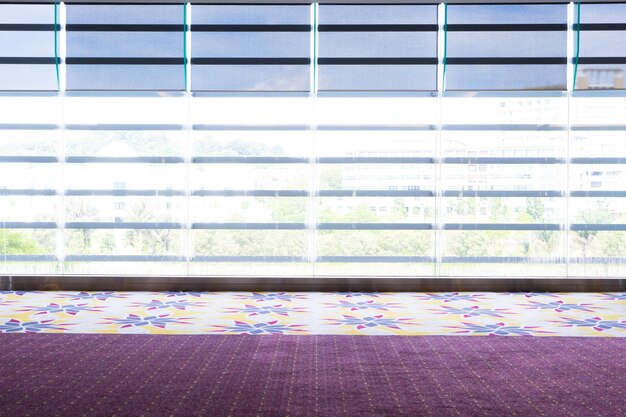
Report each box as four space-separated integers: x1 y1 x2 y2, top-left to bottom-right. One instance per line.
57 292 127 301
0 291 38 296
337 292 382 298
430 305 511 318
520 300 597 313
599 293 626 301
521 292 562 299
236 292 309 302
447 322 552 336
224 304 307 317
211 320 306 335
415 293 485 303
19 303 105 316
0 318 71 333
165 291 205 298
131 299 207 311
324 300 401 311
553 316 626 332
102 314 190 329
327 314 415 330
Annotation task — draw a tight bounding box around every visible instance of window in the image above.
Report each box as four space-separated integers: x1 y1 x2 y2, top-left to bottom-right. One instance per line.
66 4 185 91
317 4 437 91
1 2 625 278
191 5 310 91
0 4 58 90
445 4 567 90
575 3 626 90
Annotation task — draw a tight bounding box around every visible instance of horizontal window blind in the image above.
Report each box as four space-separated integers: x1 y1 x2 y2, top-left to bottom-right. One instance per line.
574 3 626 90
66 4 185 91
444 4 568 90
191 5 311 91
317 4 438 91
0 4 58 91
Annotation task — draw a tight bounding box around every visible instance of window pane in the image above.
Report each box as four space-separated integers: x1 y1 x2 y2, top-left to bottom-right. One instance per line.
445 4 567 91
447 5 565 24
66 5 184 91
191 5 310 92
61 95 186 274
575 4 626 90
318 5 437 91
447 32 565 58
0 93 60 272
569 96 626 276
445 65 566 91
440 95 567 276
0 4 57 91
321 5 437 24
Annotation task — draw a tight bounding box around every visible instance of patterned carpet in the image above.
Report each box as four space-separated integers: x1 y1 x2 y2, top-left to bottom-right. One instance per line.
1 291 624 336
1 333 624 417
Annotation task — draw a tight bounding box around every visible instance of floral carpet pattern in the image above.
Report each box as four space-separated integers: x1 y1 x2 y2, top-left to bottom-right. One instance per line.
0 291 624 336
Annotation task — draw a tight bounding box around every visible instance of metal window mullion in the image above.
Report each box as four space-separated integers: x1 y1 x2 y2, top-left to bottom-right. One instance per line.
59 2 67 92
566 1 575 275
185 2 192 275
309 1 318 274
185 2 192 94
435 2 446 277
57 1 67 274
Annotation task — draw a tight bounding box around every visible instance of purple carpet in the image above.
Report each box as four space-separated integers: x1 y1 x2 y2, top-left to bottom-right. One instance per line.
0 334 624 417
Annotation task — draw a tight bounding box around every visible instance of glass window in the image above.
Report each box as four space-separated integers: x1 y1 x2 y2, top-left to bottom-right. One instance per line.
191 5 310 92
445 4 567 91
2 2 626 279
318 5 438 91
0 4 58 91
66 5 185 91
575 4 626 90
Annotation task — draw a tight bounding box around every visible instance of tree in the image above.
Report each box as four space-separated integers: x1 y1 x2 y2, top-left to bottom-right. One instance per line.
447 197 476 218
522 197 558 256
525 197 544 221
65 199 98 253
573 200 614 258
598 232 626 257
320 166 342 190
489 197 508 222
270 198 306 223
0 230 40 254
124 199 178 255
99 232 116 254
195 138 281 157
448 231 492 257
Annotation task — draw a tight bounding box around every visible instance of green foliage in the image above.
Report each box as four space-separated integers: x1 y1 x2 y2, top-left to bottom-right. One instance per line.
448 231 492 257
489 198 508 222
270 198 306 222
123 200 178 255
99 232 116 254
448 197 476 217
574 200 614 256
525 197 545 221
195 138 282 156
598 232 626 257
318 230 431 257
0 230 41 254
320 166 342 190
195 230 306 257
66 199 98 251
318 204 377 223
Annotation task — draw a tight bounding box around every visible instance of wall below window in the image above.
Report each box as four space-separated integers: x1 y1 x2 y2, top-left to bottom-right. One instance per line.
2 275 624 292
